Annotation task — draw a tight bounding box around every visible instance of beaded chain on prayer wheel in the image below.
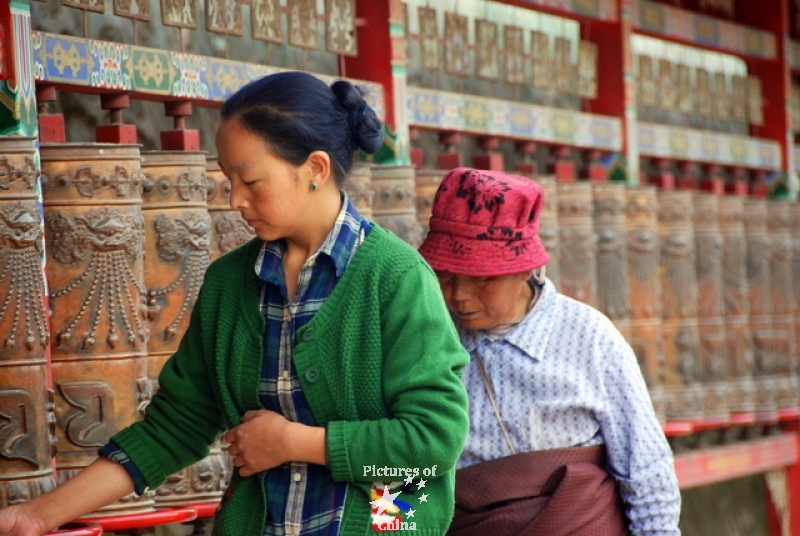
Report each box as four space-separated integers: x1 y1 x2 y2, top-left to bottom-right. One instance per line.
657 190 703 420
743 198 776 416
0 137 58 508
766 202 798 410
40 143 154 515
535 176 559 290
413 169 446 236
205 157 255 260
370 165 423 248
624 186 667 421
139 151 230 505
556 182 595 306
343 163 375 221
718 196 755 414
692 192 728 421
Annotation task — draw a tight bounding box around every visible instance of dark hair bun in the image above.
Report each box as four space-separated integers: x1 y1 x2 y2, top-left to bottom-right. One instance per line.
330 80 384 155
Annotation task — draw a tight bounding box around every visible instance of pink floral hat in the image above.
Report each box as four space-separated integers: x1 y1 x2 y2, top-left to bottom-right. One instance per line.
418 168 549 276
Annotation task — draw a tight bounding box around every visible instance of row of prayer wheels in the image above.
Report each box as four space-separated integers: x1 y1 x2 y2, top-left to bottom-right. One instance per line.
1 141 798 512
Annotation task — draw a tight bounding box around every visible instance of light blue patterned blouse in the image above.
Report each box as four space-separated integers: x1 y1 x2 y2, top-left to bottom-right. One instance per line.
456 278 681 536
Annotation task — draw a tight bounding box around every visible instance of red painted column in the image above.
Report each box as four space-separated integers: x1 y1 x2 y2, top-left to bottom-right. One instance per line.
37 85 66 143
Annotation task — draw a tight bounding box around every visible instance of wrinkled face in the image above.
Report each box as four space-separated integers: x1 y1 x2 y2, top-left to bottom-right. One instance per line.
216 118 307 242
434 271 531 331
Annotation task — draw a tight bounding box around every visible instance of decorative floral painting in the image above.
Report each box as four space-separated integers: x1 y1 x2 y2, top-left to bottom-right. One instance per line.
252 0 284 43
289 0 319 50
504 25 525 85
444 12 470 77
326 0 357 56
531 30 552 90
161 0 197 28
475 19 499 81
206 0 244 36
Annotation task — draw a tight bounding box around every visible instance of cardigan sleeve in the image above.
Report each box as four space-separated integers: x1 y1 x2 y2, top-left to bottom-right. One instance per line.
326 262 470 482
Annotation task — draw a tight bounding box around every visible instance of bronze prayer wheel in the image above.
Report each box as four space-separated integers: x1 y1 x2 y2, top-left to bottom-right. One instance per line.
624 186 667 421
657 190 703 420
766 201 798 410
0 137 58 508
535 176 559 291
556 181 595 306
692 192 728 420
205 157 255 260
343 163 375 221
743 198 777 416
414 169 446 236
370 165 423 248
719 196 755 414
40 143 154 514
592 183 629 330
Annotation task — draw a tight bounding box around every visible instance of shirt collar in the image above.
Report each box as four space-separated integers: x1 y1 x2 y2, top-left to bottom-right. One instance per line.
254 192 363 283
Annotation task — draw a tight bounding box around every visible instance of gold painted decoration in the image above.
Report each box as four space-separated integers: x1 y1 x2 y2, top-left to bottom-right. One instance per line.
113 0 150 21
289 0 319 50
252 0 284 43
677 63 693 114
731 75 747 123
748 76 764 126
326 0 358 56
695 68 713 118
206 0 244 36
553 36 573 95
531 30 552 90
504 25 525 85
475 19 499 81
444 12 470 77
578 41 598 99
418 7 440 71
161 0 197 29
657 59 677 111
637 54 656 108
61 0 104 13
713 72 730 121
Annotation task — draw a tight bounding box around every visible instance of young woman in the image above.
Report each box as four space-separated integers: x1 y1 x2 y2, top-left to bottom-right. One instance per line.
419 168 681 536
0 72 469 536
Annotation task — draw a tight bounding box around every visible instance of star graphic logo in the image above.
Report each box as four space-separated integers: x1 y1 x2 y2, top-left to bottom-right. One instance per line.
419 493 428 503
370 485 402 517
404 475 414 485
407 509 416 518
416 479 426 490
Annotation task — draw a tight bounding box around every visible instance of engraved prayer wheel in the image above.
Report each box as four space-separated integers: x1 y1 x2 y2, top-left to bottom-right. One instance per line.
792 204 800 405
0 137 58 508
40 143 154 514
140 152 228 505
766 202 798 410
370 165 424 248
205 157 254 261
692 193 728 420
556 181 595 306
414 169 446 236
657 190 703 420
343 163 375 221
536 176 560 291
719 196 755 414
743 198 776 416
624 186 667 421
592 183 629 338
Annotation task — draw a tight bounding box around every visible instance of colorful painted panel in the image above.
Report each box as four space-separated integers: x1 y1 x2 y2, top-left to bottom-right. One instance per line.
637 54 656 107
288 0 319 50
443 12 469 77
252 0 284 43
531 30 552 90
695 68 713 118
0 5 37 136
657 59 676 111
113 0 150 22
713 72 729 121
637 122 780 171
731 75 747 122
61 0 104 13
206 0 244 36
748 76 764 126
504 25 525 85
406 86 622 151
578 40 597 99
161 0 197 29
677 64 692 114
633 1 776 60
326 0 357 56
554 36 573 95
475 19 499 81
418 7 439 71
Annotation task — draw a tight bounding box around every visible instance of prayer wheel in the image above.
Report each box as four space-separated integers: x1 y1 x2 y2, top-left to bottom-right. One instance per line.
370 165 423 248
414 169 446 236
793 204 800 403
40 143 154 514
556 181 595 306
692 193 728 420
140 151 229 505
719 196 755 414
766 202 798 410
343 163 375 221
657 190 703 420
205 157 255 259
0 137 57 508
624 186 667 421
743 198 776 416
536 176 559 290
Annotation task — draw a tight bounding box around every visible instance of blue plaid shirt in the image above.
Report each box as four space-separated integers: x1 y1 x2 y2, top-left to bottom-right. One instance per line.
255 193 370 536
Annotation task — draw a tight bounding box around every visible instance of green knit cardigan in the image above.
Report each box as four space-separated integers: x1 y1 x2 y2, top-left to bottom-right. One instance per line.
111 226 470 536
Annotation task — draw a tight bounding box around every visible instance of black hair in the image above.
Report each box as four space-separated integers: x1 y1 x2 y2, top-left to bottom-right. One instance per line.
220 71 383 187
